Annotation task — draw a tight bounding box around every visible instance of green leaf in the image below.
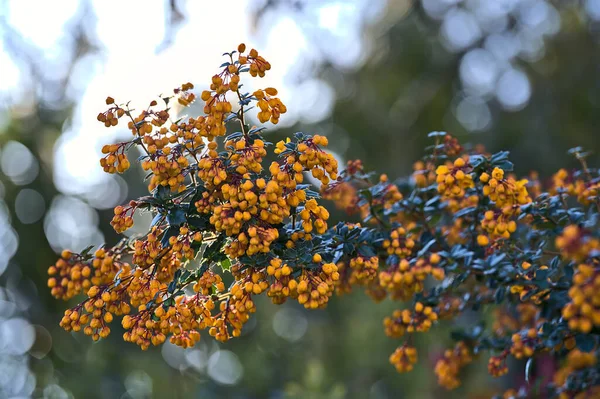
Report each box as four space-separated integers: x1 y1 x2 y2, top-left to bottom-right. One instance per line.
469 155 486 168
454 206 476 218
525 358 533 384
166 208 186 226
160 226 179 248
417 239 436 257
358 188 373 202
153 185 171 201
575 334 596 352
495 160 514 172
79 245 96 258
225 132 243 141
494 287 505 304
167 279 178 294
427 131 447 138
150 214 164 228
490 151 510 163
220 258 232 272
357 245 376 258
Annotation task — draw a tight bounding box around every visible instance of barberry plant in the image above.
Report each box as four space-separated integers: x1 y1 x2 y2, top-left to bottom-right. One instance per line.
49 44 600 398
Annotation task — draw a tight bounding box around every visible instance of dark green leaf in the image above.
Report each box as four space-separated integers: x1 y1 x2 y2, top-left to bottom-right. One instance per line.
576 334 596 352
220 258 232 272
525 358 533 383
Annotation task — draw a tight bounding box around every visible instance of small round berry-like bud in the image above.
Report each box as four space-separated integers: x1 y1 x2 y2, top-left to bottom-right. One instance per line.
87 286 100 298
477 235 490 246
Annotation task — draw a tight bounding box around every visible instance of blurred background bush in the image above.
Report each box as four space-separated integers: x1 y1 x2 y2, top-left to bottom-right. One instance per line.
0 0 599 397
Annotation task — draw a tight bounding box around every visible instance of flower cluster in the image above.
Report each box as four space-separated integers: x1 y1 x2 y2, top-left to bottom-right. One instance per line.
510 328 538 359
49 47 600 398
48 248 123 300
553 349 598 398
434 342 473 390
335 255 379 292
435 157 474 198
389 344 418 373
562 263 600 333
378 256 444 301
254 88 286 124
480 167 530 210
383 302 438 338
488 352 509 377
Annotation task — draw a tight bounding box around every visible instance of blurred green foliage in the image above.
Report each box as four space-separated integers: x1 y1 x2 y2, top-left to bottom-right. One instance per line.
1 1 600 398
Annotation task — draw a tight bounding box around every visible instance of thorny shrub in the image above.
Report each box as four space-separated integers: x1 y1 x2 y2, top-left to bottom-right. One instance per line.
49 44 600 398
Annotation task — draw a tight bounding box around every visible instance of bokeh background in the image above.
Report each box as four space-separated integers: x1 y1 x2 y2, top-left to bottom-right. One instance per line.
1 0 600 398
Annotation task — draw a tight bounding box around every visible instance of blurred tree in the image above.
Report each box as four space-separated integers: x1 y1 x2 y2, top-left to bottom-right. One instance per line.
1 0 600 398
